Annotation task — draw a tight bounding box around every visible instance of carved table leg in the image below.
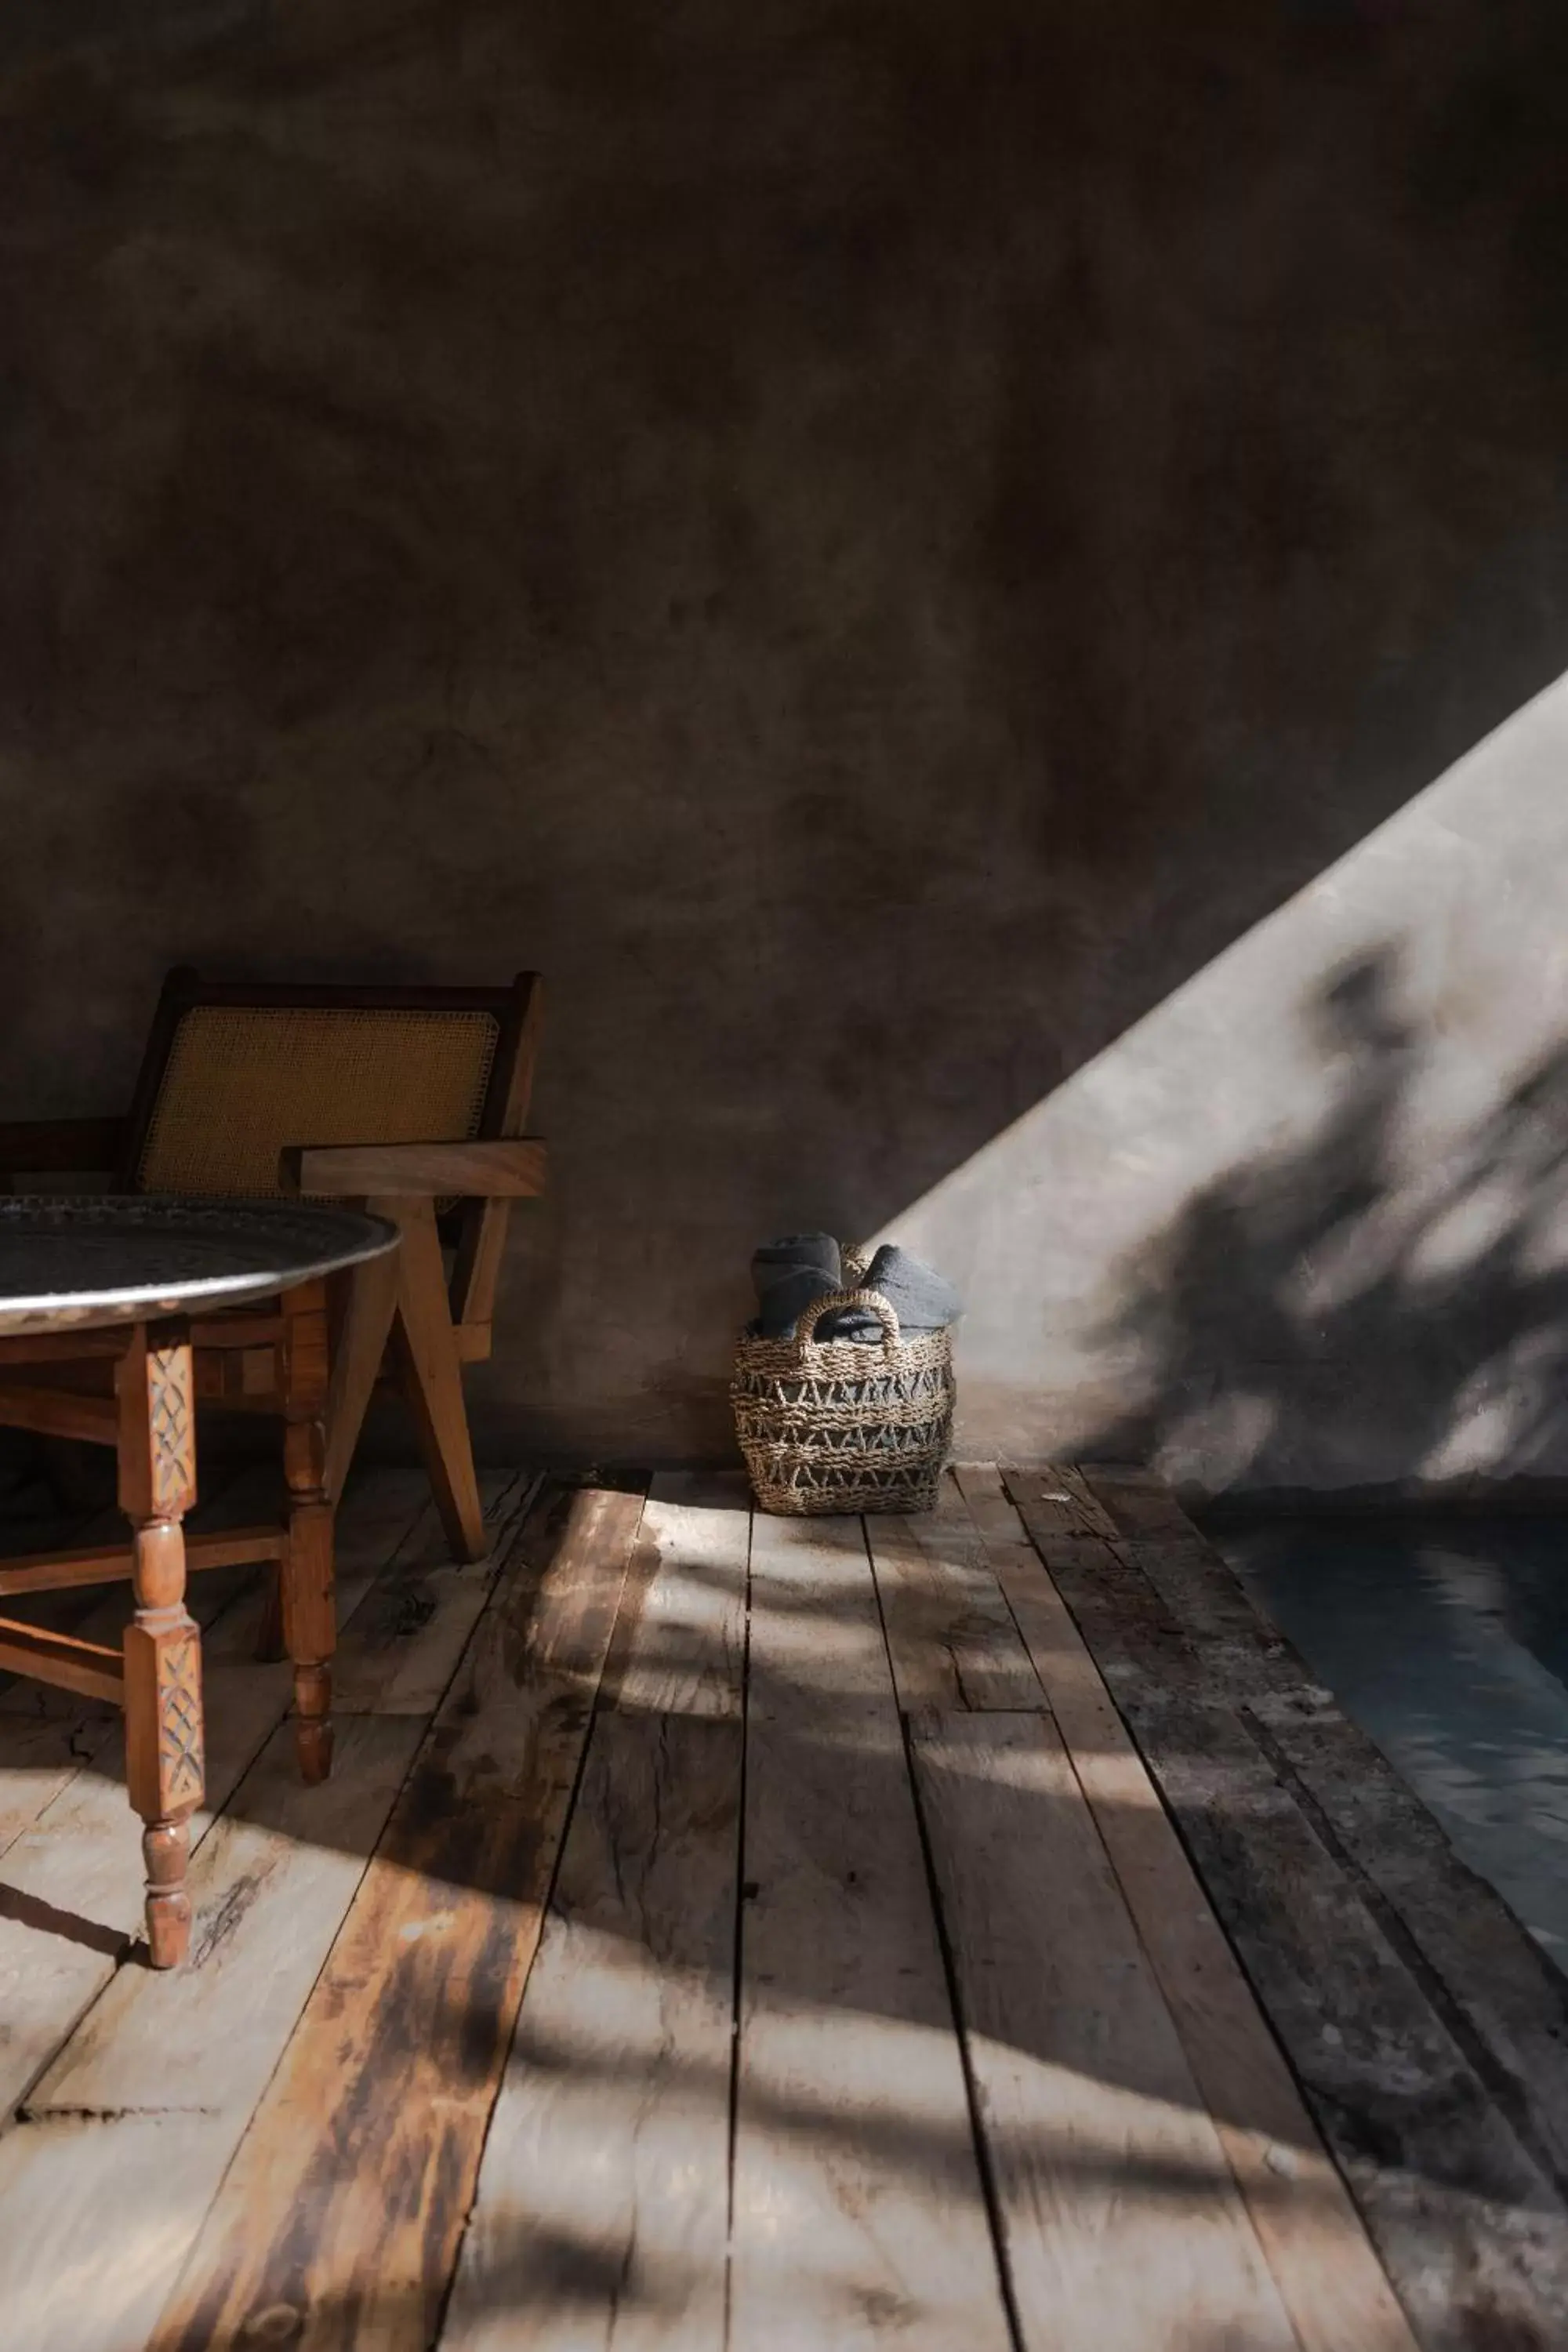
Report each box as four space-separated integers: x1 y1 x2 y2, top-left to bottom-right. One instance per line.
118 1321 203 1969
282 1279 336 1784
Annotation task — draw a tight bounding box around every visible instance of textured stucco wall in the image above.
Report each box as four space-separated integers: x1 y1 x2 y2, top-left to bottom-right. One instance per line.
3 1 1568 1486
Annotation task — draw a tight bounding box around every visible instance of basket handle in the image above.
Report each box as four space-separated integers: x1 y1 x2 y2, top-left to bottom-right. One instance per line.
794 1287 902 1358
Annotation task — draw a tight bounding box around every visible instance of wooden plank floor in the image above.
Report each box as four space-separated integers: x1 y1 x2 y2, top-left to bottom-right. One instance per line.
1017 1465 1568 2352
1 1457 1532 2349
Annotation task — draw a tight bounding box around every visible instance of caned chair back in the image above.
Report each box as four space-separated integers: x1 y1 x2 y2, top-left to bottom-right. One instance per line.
125 978 522 1201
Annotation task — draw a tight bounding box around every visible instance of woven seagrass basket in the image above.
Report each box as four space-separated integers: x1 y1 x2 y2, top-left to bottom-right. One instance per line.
731 1259 956 1515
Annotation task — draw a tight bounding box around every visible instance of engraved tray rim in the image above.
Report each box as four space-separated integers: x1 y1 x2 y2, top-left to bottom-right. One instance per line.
0 1196 398 1335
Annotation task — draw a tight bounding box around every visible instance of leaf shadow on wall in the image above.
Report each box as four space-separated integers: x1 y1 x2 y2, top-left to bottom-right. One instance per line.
1082 948 1568 1498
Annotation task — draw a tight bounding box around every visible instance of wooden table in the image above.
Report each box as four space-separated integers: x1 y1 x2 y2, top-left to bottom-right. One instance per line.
0 1197 396 1964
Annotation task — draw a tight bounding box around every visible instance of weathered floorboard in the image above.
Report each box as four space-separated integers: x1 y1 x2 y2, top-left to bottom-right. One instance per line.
442 1473 747 2349
0 1713 425 2352
605 1472 748 1721
1253 1693 1568 2195
1080 1464 1568 2196
442 1713 742 2351
914 1706 1297 2352
730 1512 1011 2352
1006 1462 1121 1541
332 1470 537 1715
1007 1472 1568 2352
0 1581 292 2125
865 1473 1044 1712
0 1463 1465 2352
0 1708 116 1865
151 1484 643 2352
951 1465 1420 2352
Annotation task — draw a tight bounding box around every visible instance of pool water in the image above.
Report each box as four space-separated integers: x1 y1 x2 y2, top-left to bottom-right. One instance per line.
1216 1519 1568 1969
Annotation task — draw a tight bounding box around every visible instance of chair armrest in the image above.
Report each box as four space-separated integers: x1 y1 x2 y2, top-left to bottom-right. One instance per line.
0 1116 128 1177
281 1139 548 1199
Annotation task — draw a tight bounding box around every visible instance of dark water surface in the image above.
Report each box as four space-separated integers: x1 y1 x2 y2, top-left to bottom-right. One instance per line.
1217 1519 1568 1968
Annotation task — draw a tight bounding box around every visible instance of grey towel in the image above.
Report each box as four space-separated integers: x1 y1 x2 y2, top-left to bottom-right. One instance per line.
811 1245 960 1341
746 1239 961 1344
753 1265 842 1340
751 1232 842 1303
853 1244 962 1331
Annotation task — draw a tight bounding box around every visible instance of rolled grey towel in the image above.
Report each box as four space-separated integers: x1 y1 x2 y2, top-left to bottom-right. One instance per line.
752 1265 884 1344
753 1265 841 1339
751 1232 841 1303
819 1244 961 1338
743 1236 960 1345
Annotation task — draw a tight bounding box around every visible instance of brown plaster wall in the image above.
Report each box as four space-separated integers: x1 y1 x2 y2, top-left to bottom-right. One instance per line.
3 1 1568 1484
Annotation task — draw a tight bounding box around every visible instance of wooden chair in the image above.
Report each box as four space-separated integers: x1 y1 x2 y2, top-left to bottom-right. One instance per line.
0 971 547 1778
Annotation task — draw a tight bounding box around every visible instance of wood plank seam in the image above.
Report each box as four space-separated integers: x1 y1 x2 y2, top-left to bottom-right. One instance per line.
329 1469 542 1718
722 1500 753 2346
858 1506 1026 2347
149 1481 644 2350
210 1479 517 1835
895 1697 1028 2352
586 1477 740 1721
862 1490 1049 1715
978 1467 1421 2352
421 1479 646 2324
983 1573 1331 2265
912 1706 1305 2351
145 1696 441 2103
1005 1469 1568 2349
859 1488 1039 2344
435 1476 652 2337
389 1482 514 1584
367 1465 541 1699
441 1472 742 2352
1086 1474 1568 2212
1241 1696 1568 2207
905 1482 1329 2350
732 1507 1014 2349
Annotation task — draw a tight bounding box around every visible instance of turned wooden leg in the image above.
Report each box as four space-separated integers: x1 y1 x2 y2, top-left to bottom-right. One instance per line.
118 1323 203 1970
282 1279 336 1784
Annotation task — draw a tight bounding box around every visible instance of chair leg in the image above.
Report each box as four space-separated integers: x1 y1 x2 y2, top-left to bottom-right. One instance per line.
322 1246 400 1506
384 1197 487 1563
281 1280 335 1784
118 1324 203 1970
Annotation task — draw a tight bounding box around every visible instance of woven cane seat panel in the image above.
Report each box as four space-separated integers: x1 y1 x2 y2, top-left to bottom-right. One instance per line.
136 1007 499 1199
